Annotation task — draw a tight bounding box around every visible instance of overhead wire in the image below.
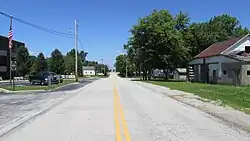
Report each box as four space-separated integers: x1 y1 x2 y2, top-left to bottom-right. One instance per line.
0 11 74 38
1 11 87 51
78 38 85 51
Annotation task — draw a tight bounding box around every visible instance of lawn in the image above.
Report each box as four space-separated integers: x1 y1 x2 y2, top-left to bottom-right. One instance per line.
0 80 76 91
145 81 250 114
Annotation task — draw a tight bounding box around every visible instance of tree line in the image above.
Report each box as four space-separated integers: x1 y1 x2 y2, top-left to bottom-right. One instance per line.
115 10 249 79
16 46 109 77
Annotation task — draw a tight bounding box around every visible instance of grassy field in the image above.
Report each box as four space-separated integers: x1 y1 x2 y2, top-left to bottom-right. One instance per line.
0 80 75 91
145 81 250 114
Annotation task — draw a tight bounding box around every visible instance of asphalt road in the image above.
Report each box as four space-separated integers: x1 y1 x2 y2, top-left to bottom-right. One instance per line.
0 74 249 141
52 78 99 92
0 78 97 134
0 78 98 94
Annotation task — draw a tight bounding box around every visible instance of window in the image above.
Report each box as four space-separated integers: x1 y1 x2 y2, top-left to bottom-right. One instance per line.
223 70 227 75
247 71 250 76
0 56 7 66
245 46 250 53
0 50 7 56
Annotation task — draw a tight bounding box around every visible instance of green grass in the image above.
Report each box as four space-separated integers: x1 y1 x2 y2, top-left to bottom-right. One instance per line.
144 81 250 114
0 80 75 91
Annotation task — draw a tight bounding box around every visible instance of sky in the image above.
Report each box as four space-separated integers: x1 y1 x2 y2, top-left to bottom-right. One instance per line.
1 0 250 68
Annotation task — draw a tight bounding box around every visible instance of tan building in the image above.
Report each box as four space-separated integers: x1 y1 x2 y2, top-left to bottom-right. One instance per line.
189 34 250 85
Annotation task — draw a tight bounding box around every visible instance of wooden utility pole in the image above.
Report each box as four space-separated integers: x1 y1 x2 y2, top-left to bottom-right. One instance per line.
75 20 78 82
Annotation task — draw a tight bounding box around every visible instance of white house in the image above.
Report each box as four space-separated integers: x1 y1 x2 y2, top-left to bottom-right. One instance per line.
189 34 250 85
82 66 96 76
173 68 187 81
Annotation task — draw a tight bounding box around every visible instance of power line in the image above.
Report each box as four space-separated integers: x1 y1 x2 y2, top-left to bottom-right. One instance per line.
78 38 85 51
0 11 74 38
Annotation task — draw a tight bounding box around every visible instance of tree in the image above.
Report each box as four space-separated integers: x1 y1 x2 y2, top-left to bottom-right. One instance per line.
96 63 109 76
50 49 65 74
79 51 88 62
125 10 188 79
115 54 127 76
115 54 135 77
36 53 47 72
28 55 37 73
64 49 84 75
64 55 74 74
184 14 249 60
16 46 30 76
121 10 250 81
83 60 98 66
175 11 190 31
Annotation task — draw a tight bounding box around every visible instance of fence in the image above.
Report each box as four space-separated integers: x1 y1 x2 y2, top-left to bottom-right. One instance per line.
61 75 75 79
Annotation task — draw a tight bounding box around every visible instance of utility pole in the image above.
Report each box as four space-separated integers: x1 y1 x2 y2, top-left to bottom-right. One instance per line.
125 57 128 78
9 15 12 88
74 20 78 82
101 59 105 75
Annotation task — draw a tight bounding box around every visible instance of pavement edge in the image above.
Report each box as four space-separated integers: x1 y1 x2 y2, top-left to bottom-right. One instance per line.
0 82 91 137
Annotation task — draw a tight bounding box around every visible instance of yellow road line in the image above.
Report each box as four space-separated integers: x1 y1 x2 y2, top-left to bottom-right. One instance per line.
113 86 122 141
113 77 131 141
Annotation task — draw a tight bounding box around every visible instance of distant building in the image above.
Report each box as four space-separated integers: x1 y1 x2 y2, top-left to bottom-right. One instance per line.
173 68 187 81
0 35 25 79
189 34 250 85
82 66 96 76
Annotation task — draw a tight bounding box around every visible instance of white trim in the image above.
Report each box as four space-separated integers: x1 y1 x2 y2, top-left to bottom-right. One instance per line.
189 58 203 65
221 34 250 54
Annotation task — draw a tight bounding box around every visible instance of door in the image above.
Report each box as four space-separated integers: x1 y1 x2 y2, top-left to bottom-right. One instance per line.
213 70 217 83
235 70 240 85
232 70 240 86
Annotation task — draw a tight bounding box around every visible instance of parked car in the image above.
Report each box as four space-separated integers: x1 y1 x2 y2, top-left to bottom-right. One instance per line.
29 72 52 85
152 69 173 79
49 72 63 83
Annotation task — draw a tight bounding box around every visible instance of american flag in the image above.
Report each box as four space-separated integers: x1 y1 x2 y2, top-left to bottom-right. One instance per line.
8 18 13 49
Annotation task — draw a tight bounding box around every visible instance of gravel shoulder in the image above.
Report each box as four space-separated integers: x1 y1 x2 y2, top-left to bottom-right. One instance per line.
133 80 250 132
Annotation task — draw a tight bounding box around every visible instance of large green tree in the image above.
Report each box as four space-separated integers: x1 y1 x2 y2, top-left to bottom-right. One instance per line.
16 46 30 76
36 53 48 72
120 10 249 80
64 49 84 75
125 10 188 79
96 63 109 76
115 54 135 76
184 14 249 59
28 55 37 73
50 49 65 74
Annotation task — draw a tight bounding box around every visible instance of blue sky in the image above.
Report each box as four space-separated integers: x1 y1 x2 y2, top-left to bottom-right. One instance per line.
1 0 250 67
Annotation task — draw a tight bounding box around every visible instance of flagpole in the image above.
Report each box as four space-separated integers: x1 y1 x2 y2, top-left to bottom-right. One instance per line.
9 15 12 88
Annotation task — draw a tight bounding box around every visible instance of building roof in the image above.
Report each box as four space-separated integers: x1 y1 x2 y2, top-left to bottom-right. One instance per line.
0 35 25 44
82 66 95 70
175 68 186 73
194 36 244 58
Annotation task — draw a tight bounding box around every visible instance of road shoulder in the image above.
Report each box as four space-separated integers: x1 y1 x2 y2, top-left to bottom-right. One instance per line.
133 81 250 132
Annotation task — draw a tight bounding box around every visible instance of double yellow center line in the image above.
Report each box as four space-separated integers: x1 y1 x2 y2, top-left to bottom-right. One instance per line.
113 77 131 141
